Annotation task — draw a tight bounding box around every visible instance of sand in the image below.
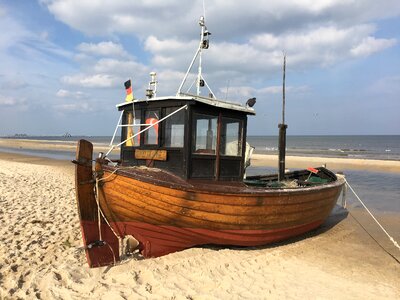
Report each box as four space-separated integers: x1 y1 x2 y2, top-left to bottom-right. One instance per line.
0 138 119 156
251 154 400 173
0 152 399 299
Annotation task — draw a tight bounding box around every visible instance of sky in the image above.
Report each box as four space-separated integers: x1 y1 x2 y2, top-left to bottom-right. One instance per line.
0 0 399 136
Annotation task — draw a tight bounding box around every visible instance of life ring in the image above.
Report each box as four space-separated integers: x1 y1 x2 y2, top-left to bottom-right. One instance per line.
146 118 159 142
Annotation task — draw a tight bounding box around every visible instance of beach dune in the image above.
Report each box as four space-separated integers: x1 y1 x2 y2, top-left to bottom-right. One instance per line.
0 151 399 299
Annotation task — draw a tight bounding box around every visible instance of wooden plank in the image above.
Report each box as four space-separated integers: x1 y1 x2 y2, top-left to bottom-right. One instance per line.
135 149 167 161
75 140 120 268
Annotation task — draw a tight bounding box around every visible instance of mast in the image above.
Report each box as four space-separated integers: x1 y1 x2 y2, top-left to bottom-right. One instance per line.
278 53 288 182
177 16 212 97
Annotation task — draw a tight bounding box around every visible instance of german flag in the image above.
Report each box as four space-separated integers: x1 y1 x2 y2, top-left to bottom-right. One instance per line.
124 79 134 102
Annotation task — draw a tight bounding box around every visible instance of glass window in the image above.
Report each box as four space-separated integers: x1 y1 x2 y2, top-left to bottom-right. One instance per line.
193 113 217 154
125 109 141 146
220 118 242 156
144 110 159 145
164 107 185 147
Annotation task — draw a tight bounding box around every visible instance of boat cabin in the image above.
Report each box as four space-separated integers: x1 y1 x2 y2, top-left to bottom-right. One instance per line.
117 95 255 181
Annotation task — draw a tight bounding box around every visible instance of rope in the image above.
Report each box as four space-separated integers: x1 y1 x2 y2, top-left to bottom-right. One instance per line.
345 179 400 253
95 178 122 241
348 212 400 264
93 177 121 265
105 104 188 157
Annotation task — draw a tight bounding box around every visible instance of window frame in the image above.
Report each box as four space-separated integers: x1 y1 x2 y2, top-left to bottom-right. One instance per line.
162 106 186 149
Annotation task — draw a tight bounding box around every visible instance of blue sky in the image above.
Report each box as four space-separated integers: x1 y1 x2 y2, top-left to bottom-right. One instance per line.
0 0 399 136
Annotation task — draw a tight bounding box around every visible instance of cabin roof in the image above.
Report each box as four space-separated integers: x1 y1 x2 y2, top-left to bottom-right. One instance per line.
116 93 256 115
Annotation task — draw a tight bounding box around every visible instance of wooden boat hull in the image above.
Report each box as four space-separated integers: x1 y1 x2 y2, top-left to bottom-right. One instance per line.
75 140 344 267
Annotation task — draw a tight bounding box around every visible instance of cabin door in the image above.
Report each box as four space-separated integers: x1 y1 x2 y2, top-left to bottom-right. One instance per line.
191 112 244 180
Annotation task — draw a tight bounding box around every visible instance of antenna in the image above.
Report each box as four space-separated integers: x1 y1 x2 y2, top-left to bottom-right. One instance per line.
202 0 206 20
177 15 214 98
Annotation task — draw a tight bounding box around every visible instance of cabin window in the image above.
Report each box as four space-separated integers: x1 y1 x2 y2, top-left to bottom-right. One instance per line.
164 107 185 147
124 109 141 146
193 113 217 154
144 109 159 145
220 118 242 156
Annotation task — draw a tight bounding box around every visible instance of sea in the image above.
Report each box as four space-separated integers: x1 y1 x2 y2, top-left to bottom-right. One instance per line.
1 135 399 214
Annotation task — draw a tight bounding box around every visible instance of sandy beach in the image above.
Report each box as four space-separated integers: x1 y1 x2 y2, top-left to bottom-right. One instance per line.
0 150 399 299
0 138 120 156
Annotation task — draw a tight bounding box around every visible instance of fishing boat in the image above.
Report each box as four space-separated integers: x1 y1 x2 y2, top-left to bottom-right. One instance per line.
74 16 345 267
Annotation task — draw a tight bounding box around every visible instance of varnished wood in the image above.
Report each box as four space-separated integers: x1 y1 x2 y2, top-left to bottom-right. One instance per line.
98 165 343 231
135 149 167 161
75 140 96 221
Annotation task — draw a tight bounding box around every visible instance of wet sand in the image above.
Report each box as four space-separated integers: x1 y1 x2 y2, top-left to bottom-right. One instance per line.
251 154 400 173
0 151 399 299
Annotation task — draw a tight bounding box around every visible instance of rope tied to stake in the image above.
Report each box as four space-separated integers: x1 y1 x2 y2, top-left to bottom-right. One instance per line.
344 178 400 252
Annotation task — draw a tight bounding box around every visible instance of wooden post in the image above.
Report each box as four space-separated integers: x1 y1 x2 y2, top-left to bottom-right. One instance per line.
278 53 287 182
278 123 287 181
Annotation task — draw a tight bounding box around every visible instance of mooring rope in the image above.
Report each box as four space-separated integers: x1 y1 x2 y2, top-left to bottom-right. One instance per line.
93 177 122 265
344 179 400 254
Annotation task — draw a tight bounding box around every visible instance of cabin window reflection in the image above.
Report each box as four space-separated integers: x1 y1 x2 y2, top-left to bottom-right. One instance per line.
124 109 141 146
220 118 242 156
144 110 159 145
193 113 217 154
164 107 185 147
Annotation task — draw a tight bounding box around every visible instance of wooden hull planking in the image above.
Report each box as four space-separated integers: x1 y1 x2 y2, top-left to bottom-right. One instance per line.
95 167 342 259
75 140 344 267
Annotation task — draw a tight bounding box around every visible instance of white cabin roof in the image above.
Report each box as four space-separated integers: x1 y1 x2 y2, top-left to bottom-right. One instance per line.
116 93 256 115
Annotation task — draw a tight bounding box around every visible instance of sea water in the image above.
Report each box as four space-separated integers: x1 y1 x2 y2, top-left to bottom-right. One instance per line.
247 135 400 160
246 166 400 214
3 135 400 160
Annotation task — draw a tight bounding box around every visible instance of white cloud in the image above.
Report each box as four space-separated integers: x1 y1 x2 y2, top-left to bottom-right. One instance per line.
55 102 91 112
217 84 310 102
77 41 129 58
42 0 194 37
41 0 400 39
62 74 120 88
143 24 397 78
93 58 148 75
350 37 397 57
58 38 151 90
56 89 85 98
0 95 17 106
39 1 399 97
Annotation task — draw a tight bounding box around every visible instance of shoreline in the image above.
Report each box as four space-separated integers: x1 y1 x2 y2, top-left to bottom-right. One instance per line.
0 138 120 154
251 154 400 173
1 138 400 173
